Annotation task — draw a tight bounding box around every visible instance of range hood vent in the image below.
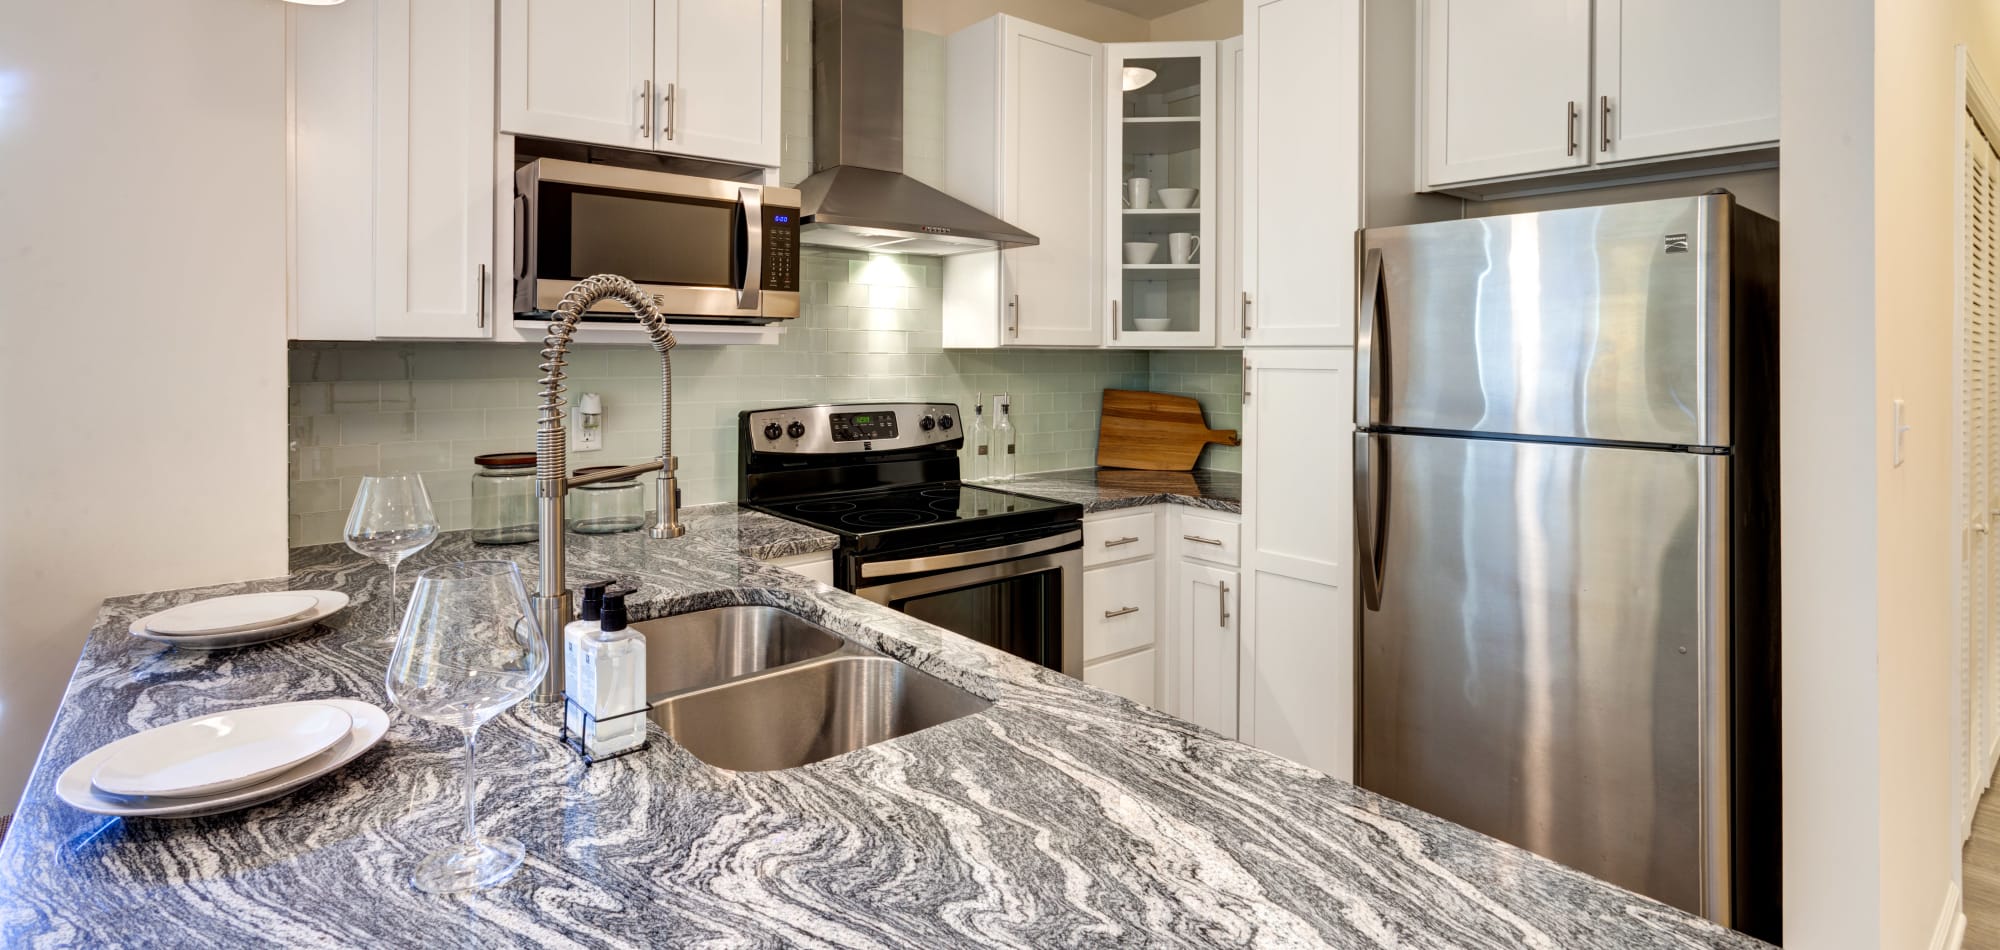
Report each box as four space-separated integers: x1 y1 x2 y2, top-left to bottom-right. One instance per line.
798 0 1037 255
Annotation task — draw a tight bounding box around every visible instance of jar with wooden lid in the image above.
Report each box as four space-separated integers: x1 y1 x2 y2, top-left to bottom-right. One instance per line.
569 466 645 534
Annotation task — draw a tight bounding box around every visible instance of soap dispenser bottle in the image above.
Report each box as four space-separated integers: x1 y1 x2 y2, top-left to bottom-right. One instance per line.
573 586 647 757
562 580 612 737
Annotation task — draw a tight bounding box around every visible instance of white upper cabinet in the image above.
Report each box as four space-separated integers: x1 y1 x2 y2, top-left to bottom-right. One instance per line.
1421 0 1778 191
1420 0 1590 186
945 16 1103 348
1242 0 1360 348
500 0 780 167
1593 0 1778 163
1216 35 1246 348
1104 41 1217 349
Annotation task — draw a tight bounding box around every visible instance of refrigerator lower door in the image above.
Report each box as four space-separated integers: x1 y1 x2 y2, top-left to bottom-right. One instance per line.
1355 431 1728 920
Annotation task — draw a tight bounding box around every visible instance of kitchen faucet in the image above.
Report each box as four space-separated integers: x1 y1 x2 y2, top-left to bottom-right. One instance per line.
529 274 684 701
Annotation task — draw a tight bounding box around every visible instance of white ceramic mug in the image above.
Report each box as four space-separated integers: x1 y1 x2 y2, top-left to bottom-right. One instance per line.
1157 187 1197 209
1124 242 1160 265
1169 232 1200 264
1126 178 1152 209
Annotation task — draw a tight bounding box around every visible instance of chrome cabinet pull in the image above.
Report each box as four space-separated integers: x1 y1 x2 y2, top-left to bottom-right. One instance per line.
1111 300 1120 340
1242 357 1251 401
1104 606 1139 619
1007 294 1019 337
1566 100 1579 156
1103 536 1140 548
1218 580 1230 626
638 79 652 138
476 264 487 328
1599 95 1612 152
662 82 676 141
1182 534 1223 546
1240 291 1253 336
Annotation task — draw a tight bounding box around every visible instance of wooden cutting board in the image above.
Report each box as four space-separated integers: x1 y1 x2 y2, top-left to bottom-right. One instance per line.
1095 389 1240 471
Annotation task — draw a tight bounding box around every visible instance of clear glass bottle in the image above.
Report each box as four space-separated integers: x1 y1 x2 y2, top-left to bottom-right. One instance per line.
992 396 1018 480
965 394 990 481
471 453 538 545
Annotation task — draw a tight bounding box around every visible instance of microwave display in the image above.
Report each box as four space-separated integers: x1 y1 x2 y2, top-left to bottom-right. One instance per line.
545 186 734 287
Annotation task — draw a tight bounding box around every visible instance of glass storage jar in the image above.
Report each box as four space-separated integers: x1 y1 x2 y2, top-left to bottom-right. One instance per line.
569 466 645 534
471 452 538 544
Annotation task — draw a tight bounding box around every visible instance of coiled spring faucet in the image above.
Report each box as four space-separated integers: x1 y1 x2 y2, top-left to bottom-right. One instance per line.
530 274 683 701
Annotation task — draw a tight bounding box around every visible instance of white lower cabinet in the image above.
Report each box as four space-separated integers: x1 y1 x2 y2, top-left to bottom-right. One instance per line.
1175 546 1239 739
1081 509 1161 703
1085 560 1157 661
1084 649 1157 707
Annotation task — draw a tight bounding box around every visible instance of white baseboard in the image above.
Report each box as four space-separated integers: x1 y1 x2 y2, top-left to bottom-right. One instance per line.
1933 880 1967 950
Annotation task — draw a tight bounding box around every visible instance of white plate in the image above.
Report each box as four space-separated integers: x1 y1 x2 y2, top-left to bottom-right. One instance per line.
141 591 321 636
129 590 349 650
90 702 354 798
57 700 389 819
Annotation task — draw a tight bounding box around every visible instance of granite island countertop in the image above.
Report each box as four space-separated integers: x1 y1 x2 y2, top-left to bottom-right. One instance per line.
985 468 1241 514
0 502 1761 948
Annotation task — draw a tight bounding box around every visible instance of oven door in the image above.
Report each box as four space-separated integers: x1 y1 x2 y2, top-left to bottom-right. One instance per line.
513 158 799 321
852 530 1083 679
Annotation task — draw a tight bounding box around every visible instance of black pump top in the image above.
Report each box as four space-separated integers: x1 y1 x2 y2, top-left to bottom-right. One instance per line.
600 587 632 633
577 580 613 622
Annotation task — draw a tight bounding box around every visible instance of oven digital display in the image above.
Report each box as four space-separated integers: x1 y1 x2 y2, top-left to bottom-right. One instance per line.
830 411 899 442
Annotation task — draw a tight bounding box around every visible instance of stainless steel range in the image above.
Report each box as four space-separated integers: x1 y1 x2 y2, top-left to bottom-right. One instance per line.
739 402 1083 676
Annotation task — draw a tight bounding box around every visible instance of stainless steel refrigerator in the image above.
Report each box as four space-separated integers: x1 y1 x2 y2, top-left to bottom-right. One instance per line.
1354 194 1780 940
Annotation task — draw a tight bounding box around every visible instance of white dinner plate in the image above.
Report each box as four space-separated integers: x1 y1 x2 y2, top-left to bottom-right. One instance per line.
141 591 321 636
129 591 349 650
90 702 354 798
57 700 389 819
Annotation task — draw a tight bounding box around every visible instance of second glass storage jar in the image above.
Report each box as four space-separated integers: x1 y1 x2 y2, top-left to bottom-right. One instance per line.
471 452 538 544
570 466 645 534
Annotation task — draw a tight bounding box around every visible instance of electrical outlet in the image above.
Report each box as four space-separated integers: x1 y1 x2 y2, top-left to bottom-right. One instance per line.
575 392 604 453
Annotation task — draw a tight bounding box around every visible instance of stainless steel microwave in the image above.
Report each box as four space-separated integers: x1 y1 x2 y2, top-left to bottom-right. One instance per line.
513 158 801 323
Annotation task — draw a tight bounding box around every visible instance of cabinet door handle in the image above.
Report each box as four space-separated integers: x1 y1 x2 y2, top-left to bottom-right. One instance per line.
662 82 676 141
1111 300 1120 341
1183 534 1223 546
476 264 487 328
1600 95 1612 152
638 79 652 138
1242 357 1251 401
1566 100 1579 156
1104 606 1140 619
1103 536 1140 548
1218 580 1230 626
1241 291 1253 336
1007 294 1019 337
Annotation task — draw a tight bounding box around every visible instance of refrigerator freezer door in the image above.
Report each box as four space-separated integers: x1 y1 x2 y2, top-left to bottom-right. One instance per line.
1355 431 1727 919
1359 195 1729 446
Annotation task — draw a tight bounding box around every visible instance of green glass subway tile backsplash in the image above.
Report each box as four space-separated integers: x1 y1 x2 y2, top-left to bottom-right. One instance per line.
288 250 1243 547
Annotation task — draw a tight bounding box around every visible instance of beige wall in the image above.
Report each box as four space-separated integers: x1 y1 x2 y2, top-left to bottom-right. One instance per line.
906 0 1152 41
0 0 290 812
1147 0 1243 40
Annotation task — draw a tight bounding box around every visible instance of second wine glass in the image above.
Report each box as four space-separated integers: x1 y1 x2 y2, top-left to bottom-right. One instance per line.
344 474 440 625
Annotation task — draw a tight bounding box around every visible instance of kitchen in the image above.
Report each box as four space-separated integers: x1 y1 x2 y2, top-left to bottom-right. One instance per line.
0 0 1983 947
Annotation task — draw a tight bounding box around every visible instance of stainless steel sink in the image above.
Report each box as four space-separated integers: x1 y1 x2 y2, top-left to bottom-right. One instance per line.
651 655 992 772
633 605 845 695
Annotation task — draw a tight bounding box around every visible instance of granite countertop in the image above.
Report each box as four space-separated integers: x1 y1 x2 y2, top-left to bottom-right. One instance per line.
986 468 1241 514
0 502 1761 948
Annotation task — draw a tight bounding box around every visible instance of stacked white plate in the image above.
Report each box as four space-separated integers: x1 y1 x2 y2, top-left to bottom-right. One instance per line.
129 590 349 650
57 700 389 818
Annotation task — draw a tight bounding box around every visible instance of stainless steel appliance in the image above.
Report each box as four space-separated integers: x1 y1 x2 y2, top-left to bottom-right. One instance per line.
513 158 801 321
1354 194 1780 940
740 402 1083 676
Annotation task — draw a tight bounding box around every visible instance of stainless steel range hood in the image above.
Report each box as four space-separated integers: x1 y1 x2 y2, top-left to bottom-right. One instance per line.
798 0 1038 256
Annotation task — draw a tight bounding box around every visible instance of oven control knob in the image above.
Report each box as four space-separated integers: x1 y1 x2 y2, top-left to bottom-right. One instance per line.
762 423 783 441
939 414 955 431
919 416 936 432
787 421 806 439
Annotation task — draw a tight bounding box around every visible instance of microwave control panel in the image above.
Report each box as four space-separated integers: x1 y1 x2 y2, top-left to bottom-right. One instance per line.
764 205 801 293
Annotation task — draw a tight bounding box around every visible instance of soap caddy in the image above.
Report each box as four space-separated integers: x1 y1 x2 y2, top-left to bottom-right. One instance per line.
558 693 651 766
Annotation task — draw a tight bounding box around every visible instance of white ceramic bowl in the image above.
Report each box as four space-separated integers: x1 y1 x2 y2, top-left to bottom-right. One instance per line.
1123 242 1160 265
1157 188 1198 209
1133 318 1173 331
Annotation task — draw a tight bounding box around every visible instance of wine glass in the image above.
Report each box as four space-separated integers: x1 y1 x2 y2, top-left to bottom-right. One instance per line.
385 560 547 893
345 474 440 624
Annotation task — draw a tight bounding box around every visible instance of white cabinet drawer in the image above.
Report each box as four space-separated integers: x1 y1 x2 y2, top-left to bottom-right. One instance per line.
1083 509 1158 566
1083 560 1156 662
1176 512 1241 566
1084 648 1156 707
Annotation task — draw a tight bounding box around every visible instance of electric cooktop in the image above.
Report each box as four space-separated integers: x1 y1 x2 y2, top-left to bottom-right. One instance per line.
752 482 1077 553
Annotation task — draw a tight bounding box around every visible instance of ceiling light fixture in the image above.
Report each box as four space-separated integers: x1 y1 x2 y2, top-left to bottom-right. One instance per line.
1121 66 1157 92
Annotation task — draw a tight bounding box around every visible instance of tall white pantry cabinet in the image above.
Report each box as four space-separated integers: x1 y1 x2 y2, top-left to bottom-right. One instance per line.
1237 0 1360 781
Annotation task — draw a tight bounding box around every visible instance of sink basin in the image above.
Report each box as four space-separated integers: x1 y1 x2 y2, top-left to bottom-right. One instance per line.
651 656 992 771
633 606 845 696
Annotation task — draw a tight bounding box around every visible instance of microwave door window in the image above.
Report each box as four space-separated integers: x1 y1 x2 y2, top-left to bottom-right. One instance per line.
559 189 733 287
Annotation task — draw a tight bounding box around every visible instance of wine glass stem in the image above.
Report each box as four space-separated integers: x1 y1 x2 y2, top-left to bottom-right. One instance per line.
388 561 401 615
462 720 480 846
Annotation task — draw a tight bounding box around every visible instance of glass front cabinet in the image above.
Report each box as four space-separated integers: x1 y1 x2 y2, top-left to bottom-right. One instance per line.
1104 42 1218 348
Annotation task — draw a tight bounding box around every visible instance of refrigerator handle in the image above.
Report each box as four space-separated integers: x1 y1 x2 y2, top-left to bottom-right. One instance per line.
1354 431 1385 611
1356 247 1385 426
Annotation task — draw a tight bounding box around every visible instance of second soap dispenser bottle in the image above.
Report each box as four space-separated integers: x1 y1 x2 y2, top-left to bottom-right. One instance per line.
566 585 648 758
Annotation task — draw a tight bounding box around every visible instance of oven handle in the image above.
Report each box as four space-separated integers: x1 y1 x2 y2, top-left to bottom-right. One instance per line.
859 529 1083 579
735 186 763 311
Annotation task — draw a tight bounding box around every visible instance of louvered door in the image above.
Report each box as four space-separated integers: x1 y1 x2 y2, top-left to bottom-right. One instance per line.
1961 114 2000 839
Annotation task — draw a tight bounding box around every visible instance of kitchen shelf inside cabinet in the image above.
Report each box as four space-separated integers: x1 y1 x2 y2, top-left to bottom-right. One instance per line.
1125 208 1200 215
1124 264 1199 271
